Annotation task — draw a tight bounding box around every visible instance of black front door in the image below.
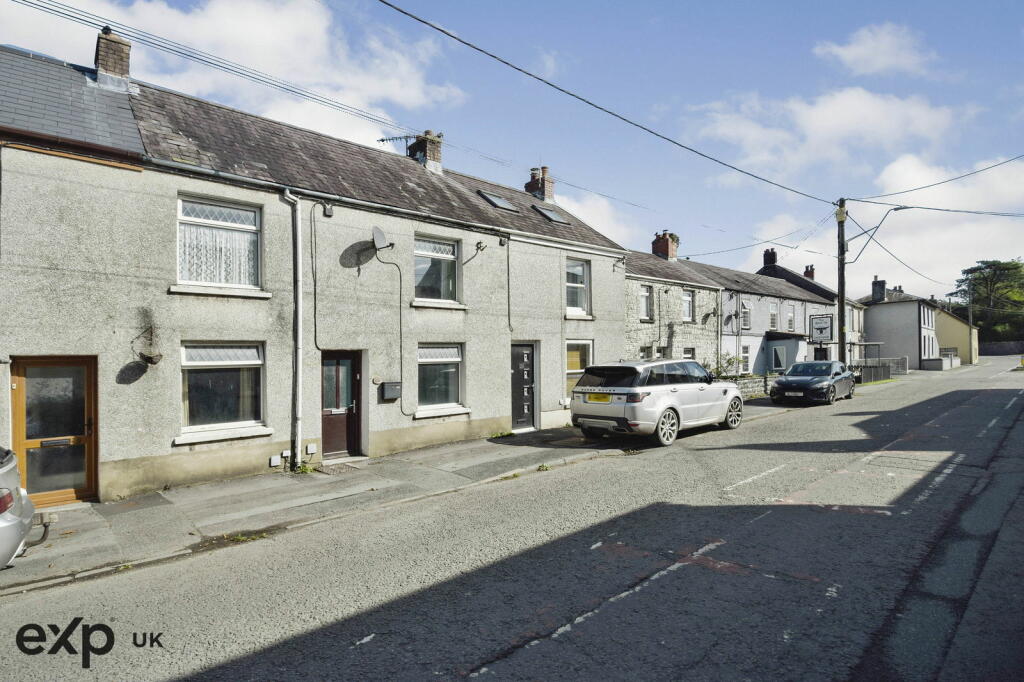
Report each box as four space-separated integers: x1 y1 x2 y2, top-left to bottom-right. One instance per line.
511 344 535 429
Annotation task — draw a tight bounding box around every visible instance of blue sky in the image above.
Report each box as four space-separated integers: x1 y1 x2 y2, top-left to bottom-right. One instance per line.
3 0 1022 298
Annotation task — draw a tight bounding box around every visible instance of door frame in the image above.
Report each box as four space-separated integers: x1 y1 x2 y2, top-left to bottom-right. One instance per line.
11 355 99 507
320 350 362 458
511 341 539 432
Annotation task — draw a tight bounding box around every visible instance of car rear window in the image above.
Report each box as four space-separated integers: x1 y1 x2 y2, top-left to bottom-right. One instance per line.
575 367 640 388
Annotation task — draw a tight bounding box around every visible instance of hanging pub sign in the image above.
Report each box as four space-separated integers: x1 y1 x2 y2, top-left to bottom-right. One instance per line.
809 314 834 343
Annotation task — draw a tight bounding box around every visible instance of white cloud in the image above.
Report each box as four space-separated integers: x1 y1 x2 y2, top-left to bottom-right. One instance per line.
734 156 1024 299
0 0 464 147
695 88 956 179
814 23 938 77
534 49 560 79
556 193 640 248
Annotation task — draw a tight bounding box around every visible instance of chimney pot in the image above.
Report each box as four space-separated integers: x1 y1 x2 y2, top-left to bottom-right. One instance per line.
94 27 131 80
803 264 815 280
407 130 443 174
652 231 679 261
525 165 555 201
763 248 777 267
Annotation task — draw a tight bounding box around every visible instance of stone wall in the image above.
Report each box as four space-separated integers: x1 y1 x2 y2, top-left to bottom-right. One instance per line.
624 277 719 364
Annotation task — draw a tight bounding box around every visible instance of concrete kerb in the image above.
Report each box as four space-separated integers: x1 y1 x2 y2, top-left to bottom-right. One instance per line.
3 384 895 597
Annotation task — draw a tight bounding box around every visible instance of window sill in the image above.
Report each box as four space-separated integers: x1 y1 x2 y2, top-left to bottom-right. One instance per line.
565 313 595 321
639 318 654 324
169 284 272 300
173 425 274 446
413 405 471 420
410 299 468 311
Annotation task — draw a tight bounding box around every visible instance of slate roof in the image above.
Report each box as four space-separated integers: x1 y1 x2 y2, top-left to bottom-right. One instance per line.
624 251 721 288
128 82 624 251
857 288 938 306
0 45 143 155
682 260 833 305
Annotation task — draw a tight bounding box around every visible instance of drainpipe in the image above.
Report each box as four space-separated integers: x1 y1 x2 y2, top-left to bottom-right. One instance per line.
282 189 303 470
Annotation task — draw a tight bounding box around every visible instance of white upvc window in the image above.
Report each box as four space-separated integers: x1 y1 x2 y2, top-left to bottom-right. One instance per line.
682 347 696 360
787 304 796 332
566 340 593 396
414 236 459 301
566 259 591 315
181 344 264 430
640 285 653 320
178 198 261 288
740 302 751 330
740 345 751 374
681 290 694 322
417 345 463 407
772 346 786 371
769 303 778 330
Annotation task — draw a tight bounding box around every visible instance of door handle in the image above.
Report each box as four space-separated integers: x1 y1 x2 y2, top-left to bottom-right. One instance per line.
670 387 678 392
698 386 707 391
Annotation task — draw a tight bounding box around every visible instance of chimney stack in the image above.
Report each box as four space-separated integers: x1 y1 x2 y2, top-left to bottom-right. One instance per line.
652 230 679 261
408 130 443 174
94 26 131 81
871 276 886 303
525 166 555 202
803 264 815 280
763 248 777 266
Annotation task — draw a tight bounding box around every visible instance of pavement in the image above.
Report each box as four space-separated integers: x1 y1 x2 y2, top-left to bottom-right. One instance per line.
0 398 789 595
0 357 1021 680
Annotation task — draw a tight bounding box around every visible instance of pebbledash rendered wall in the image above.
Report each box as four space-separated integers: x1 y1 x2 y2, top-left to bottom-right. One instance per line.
0 146 625 500
624 277 720 365
0 146 297 500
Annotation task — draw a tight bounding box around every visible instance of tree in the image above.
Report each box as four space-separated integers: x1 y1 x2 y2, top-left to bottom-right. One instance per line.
948 260 1024 342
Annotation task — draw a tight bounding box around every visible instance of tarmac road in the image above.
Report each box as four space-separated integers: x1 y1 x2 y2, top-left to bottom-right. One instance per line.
1 356 1022 680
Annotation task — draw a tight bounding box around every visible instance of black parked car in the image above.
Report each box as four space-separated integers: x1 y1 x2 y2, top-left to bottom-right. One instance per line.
770 361 855 404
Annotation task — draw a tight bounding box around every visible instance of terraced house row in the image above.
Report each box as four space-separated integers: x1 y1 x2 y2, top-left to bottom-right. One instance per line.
2 30 875 506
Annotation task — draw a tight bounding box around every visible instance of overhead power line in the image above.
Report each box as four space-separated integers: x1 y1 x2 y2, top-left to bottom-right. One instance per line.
853 153 1024 200
372 0 833 206
847 197 1024 218
846 213 951 285
16 0 653 213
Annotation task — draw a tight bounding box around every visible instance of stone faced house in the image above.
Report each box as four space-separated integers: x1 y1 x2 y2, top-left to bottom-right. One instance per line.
624 243 722 367
681 254 835 376
858 278 942 370
0 34 625 506
757 249 867 362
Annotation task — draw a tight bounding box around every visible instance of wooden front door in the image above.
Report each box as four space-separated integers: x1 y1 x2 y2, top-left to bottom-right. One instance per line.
11 357 98 506
321 352 361 457
511 344 536 430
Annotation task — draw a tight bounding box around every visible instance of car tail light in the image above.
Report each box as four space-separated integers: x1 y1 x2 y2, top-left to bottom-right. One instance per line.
626 392 650 403
0 488 13 515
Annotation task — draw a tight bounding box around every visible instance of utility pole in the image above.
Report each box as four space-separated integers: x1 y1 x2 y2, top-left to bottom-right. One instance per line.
836 198 847 364
967 276 974 364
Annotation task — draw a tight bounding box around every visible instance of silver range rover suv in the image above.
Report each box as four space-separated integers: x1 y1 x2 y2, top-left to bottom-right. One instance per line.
570 359 744 446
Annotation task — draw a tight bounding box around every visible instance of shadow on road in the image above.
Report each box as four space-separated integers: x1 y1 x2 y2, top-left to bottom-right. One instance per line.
184 389 1021 680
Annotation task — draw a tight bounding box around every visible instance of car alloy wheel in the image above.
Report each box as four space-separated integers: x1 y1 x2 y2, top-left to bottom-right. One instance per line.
724 397 743 429
848 383 855 399
826 386 836 404
655 409 679 446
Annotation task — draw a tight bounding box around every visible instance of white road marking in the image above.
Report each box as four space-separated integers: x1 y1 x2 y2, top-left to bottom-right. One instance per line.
747 511 773 525
590 541 603 550
354 634 376 646
1005 397 1018 410
901 453 967 514
826 584 841 598
723 464 787 491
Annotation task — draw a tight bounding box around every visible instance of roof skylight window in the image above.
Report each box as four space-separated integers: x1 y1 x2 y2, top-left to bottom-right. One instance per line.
533 205 570 223
478 190 518 211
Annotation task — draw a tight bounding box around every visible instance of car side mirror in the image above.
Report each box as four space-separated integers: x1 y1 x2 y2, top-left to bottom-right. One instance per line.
832 371 841 377
705 373 715 383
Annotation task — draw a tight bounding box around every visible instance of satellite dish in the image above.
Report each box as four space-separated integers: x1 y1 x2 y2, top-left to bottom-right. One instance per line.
372 226 391 250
